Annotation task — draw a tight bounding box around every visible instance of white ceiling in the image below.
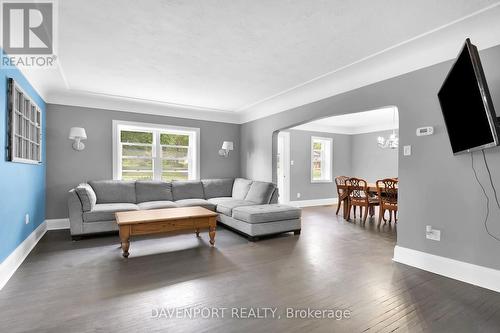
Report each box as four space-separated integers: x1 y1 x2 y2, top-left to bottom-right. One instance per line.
291 107 399 135
17 1 500 123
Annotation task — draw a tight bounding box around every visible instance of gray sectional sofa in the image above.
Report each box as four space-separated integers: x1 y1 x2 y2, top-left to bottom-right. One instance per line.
68 178 301 240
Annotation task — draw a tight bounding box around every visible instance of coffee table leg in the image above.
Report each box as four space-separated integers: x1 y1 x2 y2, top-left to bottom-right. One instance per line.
119 226 130 258
208 217 216 246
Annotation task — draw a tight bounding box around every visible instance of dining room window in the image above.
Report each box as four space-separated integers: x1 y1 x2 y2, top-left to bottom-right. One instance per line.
311 136 332 183
113 120 200 181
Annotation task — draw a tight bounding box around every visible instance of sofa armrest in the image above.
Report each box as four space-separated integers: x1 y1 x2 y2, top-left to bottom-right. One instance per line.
68 189 84 235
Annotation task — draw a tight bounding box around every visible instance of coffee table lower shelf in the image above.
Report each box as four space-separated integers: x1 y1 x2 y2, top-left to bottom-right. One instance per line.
115 207 218 258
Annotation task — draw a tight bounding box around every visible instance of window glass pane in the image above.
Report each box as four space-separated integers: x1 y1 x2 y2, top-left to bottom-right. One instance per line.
23 139 29 158
162 171 188 181
122 144 152 157
160 133 189 146
122 172 154 181
122 158 152 171
120 130 153 144
15 137 21 158
162 146 188 159
121 158 153 180
17 114 22 133
312 138 331 181
162 159 188 170
24 99 30 117
15 91 21 110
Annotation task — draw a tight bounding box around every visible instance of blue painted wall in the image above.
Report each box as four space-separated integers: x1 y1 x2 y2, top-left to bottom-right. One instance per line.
0 55 46 263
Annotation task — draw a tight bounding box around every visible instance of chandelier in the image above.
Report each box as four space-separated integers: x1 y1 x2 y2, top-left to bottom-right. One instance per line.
377 109 399 149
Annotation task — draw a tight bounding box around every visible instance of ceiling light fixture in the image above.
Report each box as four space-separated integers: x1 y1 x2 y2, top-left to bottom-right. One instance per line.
377 109 398 149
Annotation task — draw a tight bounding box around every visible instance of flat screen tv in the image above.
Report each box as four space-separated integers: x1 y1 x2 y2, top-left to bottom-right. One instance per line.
438 38 500 155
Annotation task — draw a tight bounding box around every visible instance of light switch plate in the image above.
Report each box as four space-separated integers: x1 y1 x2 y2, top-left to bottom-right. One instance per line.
403 145 411 156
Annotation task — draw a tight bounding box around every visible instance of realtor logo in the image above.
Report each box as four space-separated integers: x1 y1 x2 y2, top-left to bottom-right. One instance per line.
2 1 53 54
1 0 57 68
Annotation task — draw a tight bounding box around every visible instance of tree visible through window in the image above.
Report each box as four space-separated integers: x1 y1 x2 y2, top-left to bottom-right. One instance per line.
114 122 199 181
311 137 332 182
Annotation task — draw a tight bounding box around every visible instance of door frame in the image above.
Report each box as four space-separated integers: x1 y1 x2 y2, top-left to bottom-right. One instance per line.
277 131 291 203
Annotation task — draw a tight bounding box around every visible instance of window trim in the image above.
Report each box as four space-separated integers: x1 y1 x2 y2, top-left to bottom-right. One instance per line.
310 136 333 183
112 120 200 181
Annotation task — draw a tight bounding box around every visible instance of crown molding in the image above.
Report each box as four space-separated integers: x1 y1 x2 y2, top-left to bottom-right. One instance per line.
47 90 242 124
239 3 500 123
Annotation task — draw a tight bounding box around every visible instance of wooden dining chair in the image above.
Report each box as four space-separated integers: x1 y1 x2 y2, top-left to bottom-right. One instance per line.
346 177 379 223
376 178 398 226
334 176 350 216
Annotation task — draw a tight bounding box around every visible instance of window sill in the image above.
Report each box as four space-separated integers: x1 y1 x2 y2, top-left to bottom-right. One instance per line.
311 180 333 184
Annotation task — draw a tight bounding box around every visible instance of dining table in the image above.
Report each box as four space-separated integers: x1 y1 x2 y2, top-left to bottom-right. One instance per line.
337 182 398 219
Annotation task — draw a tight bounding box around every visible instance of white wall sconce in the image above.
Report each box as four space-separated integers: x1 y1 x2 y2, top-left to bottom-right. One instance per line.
69 127 87 151
218 141 234 157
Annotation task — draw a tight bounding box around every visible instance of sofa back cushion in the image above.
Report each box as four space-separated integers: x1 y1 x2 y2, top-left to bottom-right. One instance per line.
88 180 136 204
136 181 173 203
75 183 97 211
202 178 234 199
172 181 205 200
232 178 253 200
245 181 276 204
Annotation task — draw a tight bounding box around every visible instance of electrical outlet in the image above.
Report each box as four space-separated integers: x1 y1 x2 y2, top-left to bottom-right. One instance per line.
297 193 301 199
290 160 294 166
404 145 411 156
25 214 30 225
426 226 441 241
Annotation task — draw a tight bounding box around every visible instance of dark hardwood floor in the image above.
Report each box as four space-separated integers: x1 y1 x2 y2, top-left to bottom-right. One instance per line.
1 206 500 333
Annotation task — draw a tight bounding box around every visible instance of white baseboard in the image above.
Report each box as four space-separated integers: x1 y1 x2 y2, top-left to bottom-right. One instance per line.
46 218 70 230
286 197 338 208
0 221 47 290
393 245 500 293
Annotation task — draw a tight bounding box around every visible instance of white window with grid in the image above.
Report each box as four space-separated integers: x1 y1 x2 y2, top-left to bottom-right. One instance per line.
8 78 42 164
112 120 200 181
311 136 332 183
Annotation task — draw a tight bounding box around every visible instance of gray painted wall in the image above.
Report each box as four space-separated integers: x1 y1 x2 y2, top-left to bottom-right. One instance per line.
46 104 240 219
287 129 351 201
241 45 500 270
351 130 398 181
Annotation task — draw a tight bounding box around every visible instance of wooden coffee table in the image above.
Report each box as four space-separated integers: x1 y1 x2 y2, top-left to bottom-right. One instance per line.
115 206 218 258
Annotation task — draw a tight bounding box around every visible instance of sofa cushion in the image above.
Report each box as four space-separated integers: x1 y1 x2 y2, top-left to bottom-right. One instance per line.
244 181 276 204
88 180 136 204
202 178 234 199
232 178 253 200
172 181 205 200
136 181 173 202
207 197 235 206
137 201 177 210
216 199 256 216
83 203 139 223
175 199 216 211
232 204 301 224
75 183 97 211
